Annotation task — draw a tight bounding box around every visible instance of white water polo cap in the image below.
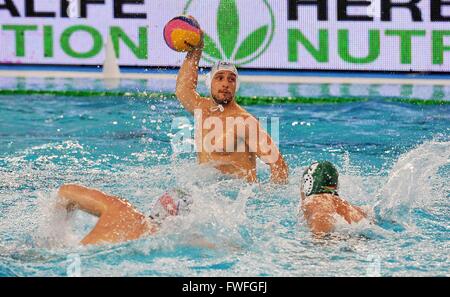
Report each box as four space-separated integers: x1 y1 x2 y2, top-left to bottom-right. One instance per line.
205 61 240 97
148 188 193 225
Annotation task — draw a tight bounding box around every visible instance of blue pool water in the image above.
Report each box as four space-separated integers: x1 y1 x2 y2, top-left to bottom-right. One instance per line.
0 80 449 276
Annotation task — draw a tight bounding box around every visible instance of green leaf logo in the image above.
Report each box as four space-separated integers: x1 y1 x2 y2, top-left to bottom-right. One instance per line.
204 33 222 60
235 25 268 60
183 0 275 66
218 0 239 59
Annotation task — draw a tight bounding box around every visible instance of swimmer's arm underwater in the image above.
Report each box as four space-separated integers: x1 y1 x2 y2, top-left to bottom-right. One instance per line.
175 33 210 113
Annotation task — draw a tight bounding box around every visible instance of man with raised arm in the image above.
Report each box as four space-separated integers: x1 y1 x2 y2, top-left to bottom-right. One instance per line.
175 30 288 184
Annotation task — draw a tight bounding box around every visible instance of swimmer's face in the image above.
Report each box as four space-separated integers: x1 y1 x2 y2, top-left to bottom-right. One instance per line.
211 71 237 104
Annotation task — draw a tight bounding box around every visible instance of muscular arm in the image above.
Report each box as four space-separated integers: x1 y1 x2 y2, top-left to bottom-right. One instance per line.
57 184 120 217
245 118 289 184
175 37 210 113
334 198 367 223
268 153 289 184
58 184 154 245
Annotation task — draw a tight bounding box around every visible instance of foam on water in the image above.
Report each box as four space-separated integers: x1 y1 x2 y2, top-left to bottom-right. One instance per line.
376 141 449 228
0 131 449 275
0 138 449 275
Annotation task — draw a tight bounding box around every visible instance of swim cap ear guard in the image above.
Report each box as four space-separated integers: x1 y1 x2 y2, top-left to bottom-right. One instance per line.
205 61 240 98
301 161 339 197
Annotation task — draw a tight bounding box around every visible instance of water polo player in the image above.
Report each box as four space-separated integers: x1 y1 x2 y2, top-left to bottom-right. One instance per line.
300 161 368 235
57 184 192 245
173 17 288 184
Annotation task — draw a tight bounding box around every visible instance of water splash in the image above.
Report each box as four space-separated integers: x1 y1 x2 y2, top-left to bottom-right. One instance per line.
1 136 449 276
295 141 449 238
375 141 449 228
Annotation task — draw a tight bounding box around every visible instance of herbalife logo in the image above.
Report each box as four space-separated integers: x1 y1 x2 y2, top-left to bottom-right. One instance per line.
183 0 275 66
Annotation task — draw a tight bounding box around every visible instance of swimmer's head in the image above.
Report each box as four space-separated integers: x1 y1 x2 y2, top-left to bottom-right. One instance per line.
205 61 240 105
301 161 339 199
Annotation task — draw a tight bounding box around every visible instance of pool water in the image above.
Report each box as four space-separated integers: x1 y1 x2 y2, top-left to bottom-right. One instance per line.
0 82 449 276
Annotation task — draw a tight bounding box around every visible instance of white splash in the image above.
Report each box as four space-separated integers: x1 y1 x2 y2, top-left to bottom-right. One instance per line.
375 141 450 226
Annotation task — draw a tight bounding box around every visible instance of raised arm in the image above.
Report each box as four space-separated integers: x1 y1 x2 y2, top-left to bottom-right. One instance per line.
57 184 120 217
175 36 210 113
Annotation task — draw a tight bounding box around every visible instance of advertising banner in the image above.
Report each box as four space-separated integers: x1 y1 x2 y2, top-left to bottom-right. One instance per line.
0 0 449 72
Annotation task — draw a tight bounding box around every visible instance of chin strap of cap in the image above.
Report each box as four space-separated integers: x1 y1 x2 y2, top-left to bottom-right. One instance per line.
209 103 224 112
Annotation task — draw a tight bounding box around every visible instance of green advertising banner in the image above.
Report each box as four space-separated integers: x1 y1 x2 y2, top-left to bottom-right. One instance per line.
0 0 449 71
